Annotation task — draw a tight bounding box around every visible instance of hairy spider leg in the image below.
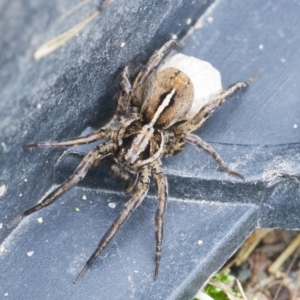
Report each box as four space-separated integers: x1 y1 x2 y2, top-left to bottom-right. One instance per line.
75 166 151 282
26 128 116 148
9 146 111 227
175 81 249 135
110 163 139 194
185 134 244 179
131 39 177 107
184 67 262 134
116 66 132 116
169 79 252 179
153 160 168 277
163 133 186 156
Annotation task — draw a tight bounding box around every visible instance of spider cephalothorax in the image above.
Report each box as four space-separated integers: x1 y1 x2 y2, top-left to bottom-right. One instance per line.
10 40 254 281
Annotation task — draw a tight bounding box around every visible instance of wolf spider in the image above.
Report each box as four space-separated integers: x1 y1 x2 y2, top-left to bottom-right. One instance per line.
10 40 253 281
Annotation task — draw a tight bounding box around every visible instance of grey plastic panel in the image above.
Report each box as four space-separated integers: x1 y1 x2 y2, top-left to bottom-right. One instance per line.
1 0 300 299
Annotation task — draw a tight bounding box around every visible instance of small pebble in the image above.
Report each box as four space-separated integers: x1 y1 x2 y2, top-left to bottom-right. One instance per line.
74 207 80 212
82 195 87 200
120 42 126 48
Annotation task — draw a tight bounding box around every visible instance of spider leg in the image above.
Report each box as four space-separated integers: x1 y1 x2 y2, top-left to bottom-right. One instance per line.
153 161 168 277
110 163 139 194
75 166 151 282
164 135 185 156
174 81 249 135
132 39 177 107
9 146 111 227
185 133 244 179
116 66 132 116
124 173 139 194
26 128 116 148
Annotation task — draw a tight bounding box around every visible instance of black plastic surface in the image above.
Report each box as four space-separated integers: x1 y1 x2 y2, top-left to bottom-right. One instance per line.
1 0 300 299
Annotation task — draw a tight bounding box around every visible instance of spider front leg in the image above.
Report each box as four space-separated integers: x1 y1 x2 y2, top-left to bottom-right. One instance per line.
9 144 112 227
75 166 151 282
116 66 132 116
26 128 117 148
131 39 177 107
153 160 168 277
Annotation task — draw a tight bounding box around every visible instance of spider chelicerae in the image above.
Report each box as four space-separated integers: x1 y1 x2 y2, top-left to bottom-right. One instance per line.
10 40 254 281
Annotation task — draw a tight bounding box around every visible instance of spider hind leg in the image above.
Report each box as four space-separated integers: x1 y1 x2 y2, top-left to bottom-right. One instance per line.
153 161 168 277
75 166 151 282
131 39 177 107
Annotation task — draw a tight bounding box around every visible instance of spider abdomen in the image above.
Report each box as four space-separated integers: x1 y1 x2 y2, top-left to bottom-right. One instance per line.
141 67 194 129
157 53 222 121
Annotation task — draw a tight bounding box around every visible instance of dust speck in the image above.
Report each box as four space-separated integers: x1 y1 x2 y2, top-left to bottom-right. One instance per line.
197 240 203 245
193 20 203 29
36 217 43 224
1 142 8 152
259 44 264 50
120 42 126 48
294 124 298 129
207 16 214 23
186 18 192 25
82 195 87 200
0 246 6 253
26 251 34 257
108 202 116 209
0 185 7 197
